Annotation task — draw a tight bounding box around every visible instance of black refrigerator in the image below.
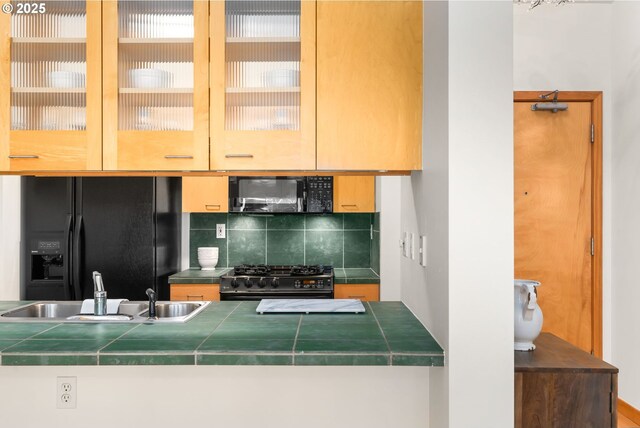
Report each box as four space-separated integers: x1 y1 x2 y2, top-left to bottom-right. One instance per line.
21 177 181 301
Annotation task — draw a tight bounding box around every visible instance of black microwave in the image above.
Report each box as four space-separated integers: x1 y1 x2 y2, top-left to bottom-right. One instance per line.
229 176 333 213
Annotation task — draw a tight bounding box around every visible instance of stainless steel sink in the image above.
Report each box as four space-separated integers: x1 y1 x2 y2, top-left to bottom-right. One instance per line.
139 302 208 322
0 301 209 323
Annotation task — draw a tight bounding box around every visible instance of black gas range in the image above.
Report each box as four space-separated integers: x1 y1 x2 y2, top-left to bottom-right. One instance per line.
220 265 334 301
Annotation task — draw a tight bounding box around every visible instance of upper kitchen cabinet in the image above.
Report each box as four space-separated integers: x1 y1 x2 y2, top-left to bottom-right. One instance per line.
209 0 316 171
334 176 375 213
182 176 229 212
0 1 102 171
316 1 422 171
102 0 209 171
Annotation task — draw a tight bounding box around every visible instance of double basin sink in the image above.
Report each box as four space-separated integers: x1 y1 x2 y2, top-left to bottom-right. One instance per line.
0 301 210 323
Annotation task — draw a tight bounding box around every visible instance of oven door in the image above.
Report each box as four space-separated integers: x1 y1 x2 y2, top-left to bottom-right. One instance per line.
229 177 305 213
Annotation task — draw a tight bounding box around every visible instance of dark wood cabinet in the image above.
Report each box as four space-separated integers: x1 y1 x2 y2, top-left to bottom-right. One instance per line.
515 333 618 428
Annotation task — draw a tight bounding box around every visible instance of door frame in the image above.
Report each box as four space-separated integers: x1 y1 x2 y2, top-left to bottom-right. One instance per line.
514 91 603 357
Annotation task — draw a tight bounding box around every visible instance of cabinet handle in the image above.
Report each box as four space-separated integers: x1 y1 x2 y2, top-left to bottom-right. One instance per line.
205 204 221 211
225 154 254 158
187 294 204 300
164 155 193 159
341 204 358 209
348 295 366 299
9 155 39 159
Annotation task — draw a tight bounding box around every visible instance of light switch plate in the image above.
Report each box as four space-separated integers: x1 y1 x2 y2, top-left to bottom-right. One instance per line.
410 233 415 260
402 232 410 258
216 224 225 239
419 235 427 267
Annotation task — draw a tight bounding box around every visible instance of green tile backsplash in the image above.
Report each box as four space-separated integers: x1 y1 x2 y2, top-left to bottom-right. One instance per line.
190 213 379 269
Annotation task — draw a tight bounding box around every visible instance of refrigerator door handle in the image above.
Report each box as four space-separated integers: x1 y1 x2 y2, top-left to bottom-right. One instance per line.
64 214 73 300
72 215 83 300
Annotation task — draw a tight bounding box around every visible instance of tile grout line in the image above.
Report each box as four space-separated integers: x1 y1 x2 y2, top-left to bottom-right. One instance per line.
224 214 229 268
342 214 345 269
194 302 243 365
0 323 65 357
265 216 268 264
192 228 371 231
96 323 143 365
367 302 393 366
291 314 304 365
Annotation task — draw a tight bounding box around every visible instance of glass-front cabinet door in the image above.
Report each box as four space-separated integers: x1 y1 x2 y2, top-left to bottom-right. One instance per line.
210 0 315 170
0 1 102 171
102 0 209 171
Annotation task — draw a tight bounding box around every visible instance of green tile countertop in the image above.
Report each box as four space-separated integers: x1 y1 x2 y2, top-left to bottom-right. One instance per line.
334 268 380 284
168 268 233 284
0 301 443 367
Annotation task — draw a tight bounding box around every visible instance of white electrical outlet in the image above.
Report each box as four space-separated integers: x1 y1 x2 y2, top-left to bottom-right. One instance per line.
216 224 226 239
57 376 77 409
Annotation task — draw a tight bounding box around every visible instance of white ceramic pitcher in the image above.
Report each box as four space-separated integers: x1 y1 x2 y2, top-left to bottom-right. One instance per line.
514 279 543 351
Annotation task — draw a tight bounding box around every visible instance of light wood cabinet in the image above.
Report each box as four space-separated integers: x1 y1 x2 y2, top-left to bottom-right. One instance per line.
101 0 209 171
170 283 220 301
182 177 229 213
1 1 422 174
0 1 103 171
334 176 375 213
334 284 379 302
316 1 422 171
209 0 316 171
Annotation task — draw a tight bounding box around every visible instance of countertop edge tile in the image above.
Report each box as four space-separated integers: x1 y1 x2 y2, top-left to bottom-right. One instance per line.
168 268 233 284
197 354 293 365
99 353 196 366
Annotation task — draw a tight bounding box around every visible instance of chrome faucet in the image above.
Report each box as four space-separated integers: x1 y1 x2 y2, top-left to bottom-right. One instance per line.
92 271 107 316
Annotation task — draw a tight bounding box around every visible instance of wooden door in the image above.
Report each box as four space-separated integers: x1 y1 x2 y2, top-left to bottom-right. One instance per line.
334 176 375 213
316 1 422 171
102 0 209 171
182 177 229 213
209 0 316 171
514 95 601 354
0 1 102 171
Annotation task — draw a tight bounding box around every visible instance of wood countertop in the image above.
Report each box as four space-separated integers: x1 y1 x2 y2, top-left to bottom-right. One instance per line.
515 333 618 373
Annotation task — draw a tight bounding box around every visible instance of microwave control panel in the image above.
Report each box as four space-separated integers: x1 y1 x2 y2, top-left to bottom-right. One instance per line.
307 177 333 213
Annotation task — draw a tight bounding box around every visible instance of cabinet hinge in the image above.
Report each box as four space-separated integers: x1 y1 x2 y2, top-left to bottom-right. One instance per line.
591 237 595 256
591 123 595 143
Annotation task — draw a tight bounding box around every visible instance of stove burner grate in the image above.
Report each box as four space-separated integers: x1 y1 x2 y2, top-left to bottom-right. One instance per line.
233 264 271 276
291 265 324 276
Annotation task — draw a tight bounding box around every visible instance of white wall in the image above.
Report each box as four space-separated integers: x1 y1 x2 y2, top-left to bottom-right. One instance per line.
397 2 514 427
447 3 514 427
0 366 429 428
513 1 614 361
611 0 640 410
0 176 21 300
379 176 402 301
180 212 190 270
